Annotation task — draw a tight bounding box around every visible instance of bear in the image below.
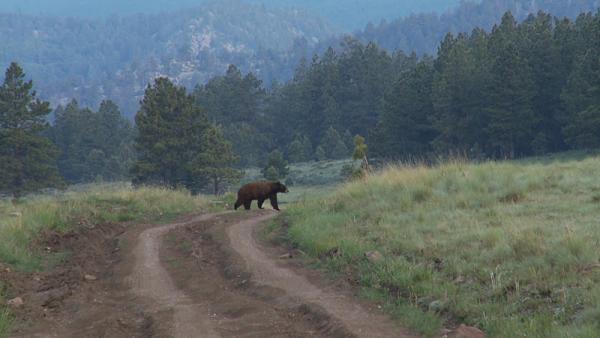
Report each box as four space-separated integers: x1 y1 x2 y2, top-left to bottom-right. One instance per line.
234 181 289 211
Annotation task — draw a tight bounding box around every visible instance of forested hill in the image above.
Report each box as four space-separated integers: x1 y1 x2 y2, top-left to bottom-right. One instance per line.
0 0 462 31
345 0 600 55
1 0 599 117
0 0 335 116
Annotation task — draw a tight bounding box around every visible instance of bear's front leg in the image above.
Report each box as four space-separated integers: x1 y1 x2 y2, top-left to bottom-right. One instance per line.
269 195 280 211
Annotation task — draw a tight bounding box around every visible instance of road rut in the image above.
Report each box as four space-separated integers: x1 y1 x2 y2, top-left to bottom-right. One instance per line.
227 212 416 338
127 214 220 338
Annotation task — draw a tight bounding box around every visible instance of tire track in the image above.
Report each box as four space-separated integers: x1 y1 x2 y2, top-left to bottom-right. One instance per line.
227 212 417 338
127 214 222 338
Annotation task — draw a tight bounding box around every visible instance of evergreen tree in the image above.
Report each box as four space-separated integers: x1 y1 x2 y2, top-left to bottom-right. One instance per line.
431 31 491 155
301 135 314 160
263 166 280 181
315 145 327 161
519 12 565 154
377 60 436 158
0 63 63 198
132 77 211 193
287 136 308 163
95 100 135 180
562 51 600 147
319 126 349 159
194 65 268 166
343 129 354 151
485 12 537 158
51 100 92 182
261 149 289 180
50 99 133 182
191 125 242 195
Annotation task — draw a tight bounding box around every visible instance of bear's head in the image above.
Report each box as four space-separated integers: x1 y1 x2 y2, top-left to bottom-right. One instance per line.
274 181 289 193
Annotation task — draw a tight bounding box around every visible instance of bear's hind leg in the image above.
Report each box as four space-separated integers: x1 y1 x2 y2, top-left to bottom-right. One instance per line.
244 201 252 210
258 198 265 209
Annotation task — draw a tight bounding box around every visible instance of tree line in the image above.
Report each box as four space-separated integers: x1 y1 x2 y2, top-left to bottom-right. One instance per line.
0 63 240 198
199 10 600 163
2 9 599 197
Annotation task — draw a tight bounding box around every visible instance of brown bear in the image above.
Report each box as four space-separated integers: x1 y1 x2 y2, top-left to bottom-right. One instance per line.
234 181 289 211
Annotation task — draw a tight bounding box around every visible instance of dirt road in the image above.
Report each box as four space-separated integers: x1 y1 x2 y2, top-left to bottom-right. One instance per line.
8 211 416 338
127 214 220 338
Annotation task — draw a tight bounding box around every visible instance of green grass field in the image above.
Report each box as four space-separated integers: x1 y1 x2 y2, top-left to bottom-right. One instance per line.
278 155 600 337
241 159 355 187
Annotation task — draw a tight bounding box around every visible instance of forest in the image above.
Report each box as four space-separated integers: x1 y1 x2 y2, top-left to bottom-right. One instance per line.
1 8 600 197
1 0 598 117
200 10 600 164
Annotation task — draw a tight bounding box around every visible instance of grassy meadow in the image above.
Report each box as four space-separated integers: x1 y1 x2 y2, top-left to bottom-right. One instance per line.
241 159 355 187
277 154 600 337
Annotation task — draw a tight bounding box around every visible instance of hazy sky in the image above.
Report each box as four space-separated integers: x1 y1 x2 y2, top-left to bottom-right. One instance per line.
0 0 463 30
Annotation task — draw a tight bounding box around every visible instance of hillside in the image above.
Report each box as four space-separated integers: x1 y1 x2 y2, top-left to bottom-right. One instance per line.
0 0 335 116
346 0 600 55
0 0 463 30
278 153 600 336
2 0 599 117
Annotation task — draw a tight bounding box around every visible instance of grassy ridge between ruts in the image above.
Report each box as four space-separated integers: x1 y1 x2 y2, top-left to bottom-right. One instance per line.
280 156 600 337
0 184 208 337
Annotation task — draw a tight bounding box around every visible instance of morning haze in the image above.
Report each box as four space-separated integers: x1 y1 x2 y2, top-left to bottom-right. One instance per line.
2 0 600 337
0 0 463 30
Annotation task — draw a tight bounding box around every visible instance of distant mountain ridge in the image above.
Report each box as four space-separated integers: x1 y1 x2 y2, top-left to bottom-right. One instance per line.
351 0 600 55
0 0 335 115
0 0 464 30
1 0 599 117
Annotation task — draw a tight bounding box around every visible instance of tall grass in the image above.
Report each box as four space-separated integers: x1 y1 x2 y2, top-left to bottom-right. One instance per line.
0 183 208 272
0 285 9 338
281 156 600 337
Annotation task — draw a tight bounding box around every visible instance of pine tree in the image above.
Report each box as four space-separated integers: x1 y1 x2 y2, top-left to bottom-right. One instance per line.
50 99 133 183
191 125 242 195
95 100 134 180
132 77 211 193
261 150 289 180
319 126 349 159
562 48 600 148
194 65 268 166
315 145 327 161
431 31 491 155
519 12 565 154
0 63 63 198
287 136 307 163
379 60 436 158
51 100 92 182
485 12 537 158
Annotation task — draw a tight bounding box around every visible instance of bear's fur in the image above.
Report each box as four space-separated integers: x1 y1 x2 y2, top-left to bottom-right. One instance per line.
234 181 289 211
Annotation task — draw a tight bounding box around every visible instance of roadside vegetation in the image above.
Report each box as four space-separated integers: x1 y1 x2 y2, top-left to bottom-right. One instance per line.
243 159 356 186
278 154 600 337
0 183 207 272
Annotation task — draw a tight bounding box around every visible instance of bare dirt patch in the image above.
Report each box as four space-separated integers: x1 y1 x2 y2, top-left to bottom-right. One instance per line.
4 210 418 338
4 221 159 338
